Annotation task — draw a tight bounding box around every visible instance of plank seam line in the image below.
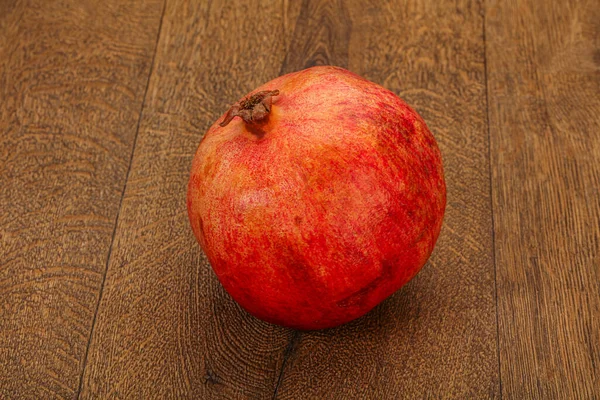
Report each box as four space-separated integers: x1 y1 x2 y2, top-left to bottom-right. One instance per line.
482 0 503 398
74 1 168 397
272 330 301 400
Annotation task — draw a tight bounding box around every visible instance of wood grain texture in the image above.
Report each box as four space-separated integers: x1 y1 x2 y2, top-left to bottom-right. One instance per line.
4 0 597 398
486 0 600 397
0 0 163 398
280 0 351 74
275 0 499 398
79 1 303 398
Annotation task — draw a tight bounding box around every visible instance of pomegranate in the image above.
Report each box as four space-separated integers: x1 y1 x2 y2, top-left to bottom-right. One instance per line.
187 66 446 330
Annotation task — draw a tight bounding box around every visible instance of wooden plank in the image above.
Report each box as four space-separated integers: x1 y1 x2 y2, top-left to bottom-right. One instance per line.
274 0 499 398
280 0 352 74
0 0 163 398
79 1 303 398
486 0 600 397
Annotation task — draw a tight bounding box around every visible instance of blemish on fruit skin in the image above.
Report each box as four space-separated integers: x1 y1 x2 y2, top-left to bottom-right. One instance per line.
188 66 446 330
197 215 205 238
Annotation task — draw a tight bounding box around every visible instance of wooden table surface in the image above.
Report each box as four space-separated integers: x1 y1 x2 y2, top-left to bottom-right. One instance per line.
1 0 599 399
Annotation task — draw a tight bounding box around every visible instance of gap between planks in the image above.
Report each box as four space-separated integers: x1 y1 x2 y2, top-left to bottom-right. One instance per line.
74 1 168 398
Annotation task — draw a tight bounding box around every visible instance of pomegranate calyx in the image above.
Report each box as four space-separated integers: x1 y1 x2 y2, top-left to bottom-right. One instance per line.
220 89 280 127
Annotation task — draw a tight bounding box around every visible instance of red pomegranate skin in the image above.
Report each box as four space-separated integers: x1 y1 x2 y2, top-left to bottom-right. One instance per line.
187 66 446 330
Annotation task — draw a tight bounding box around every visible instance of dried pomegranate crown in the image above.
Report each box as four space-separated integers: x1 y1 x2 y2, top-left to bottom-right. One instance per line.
220 90 280 127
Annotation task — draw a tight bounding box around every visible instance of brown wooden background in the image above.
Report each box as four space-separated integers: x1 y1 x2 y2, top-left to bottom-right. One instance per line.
1 0 598 398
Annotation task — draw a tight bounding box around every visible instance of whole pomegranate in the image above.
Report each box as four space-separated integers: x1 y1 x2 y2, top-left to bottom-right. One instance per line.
187 66 446 330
